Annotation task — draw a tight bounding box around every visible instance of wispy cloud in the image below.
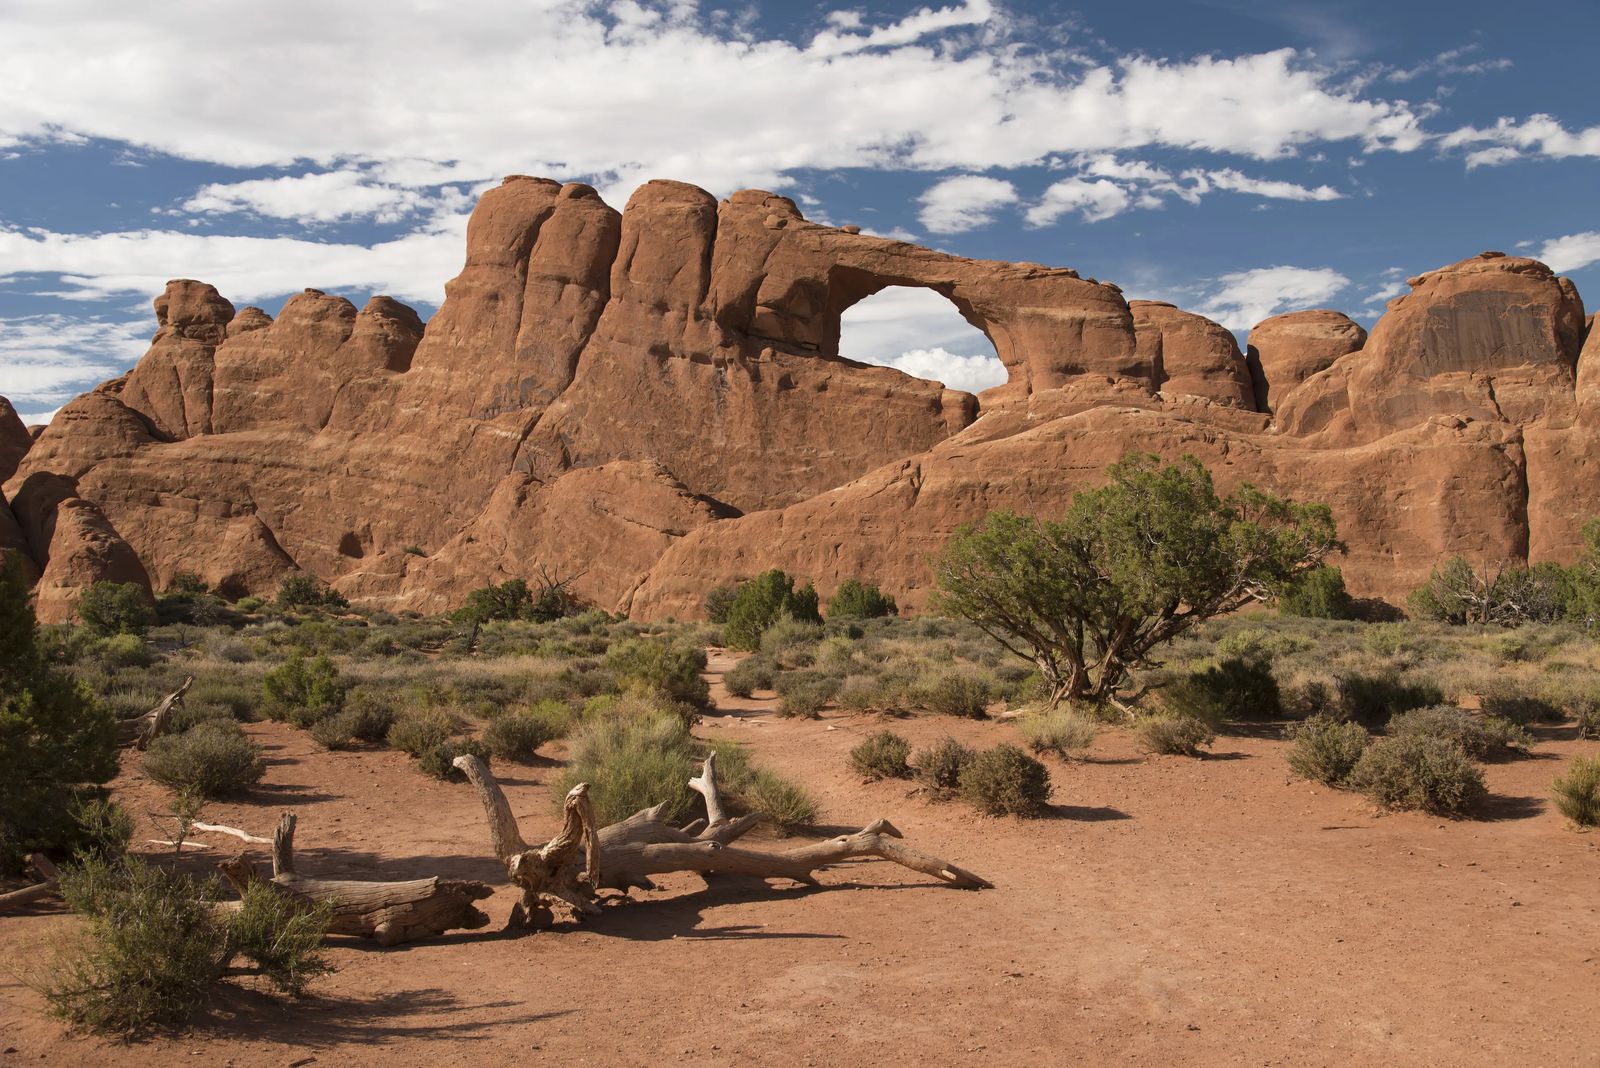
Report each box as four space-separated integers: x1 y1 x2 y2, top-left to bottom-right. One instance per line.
1194 266 1351 330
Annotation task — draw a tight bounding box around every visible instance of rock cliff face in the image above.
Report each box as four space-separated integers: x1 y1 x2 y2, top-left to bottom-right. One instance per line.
2 178 1594 620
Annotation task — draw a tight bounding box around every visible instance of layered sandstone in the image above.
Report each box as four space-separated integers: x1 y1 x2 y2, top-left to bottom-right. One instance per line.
4 179 1595 621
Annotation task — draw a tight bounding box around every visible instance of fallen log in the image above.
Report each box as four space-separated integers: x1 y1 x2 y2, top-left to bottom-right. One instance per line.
453 750 991 928
218 813 493 947
116 675 193 749
0 854 62 911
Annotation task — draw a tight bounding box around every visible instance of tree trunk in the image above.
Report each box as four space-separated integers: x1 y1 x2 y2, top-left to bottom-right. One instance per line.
454 751 991 929
218 813 493 947
0 854 62 911
117 675 193 749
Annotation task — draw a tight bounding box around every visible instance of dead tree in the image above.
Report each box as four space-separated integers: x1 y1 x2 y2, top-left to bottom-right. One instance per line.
218 813 493 947
0 854 62 911
454 751 990 929
116 675 193 749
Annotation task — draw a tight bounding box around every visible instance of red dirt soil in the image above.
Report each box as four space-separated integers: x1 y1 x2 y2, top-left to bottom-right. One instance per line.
2 650 1598 1066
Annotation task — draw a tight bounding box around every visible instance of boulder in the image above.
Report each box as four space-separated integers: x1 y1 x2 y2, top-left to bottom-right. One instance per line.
1245 309 1366 412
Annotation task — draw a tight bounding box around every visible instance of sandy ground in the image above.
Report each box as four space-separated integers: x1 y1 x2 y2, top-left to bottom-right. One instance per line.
2 649 1598 1066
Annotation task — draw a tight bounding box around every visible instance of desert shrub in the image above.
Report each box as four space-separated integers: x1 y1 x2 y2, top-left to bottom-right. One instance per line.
143 723 265 798
261 653 345 727
275 574 348 611
827 579 897 619
166 700 240 735
1019 706 1098 759
759 617 825 658
836 674 895 713
723 569 823 651
736 769 818 831
773 670 838 718
522 697 580 740
1333 671 1443 728
187 675 259 720
1135 713 1217 756
1479 685 1563 725
558 709 697 825
1347 735 1486 815
93 632 155 670
339 690 398 743
1388 705 1531 758
483 711 555 761
1551 755 1600 827
67 797 134 862
453 576 578 625
1575 698 1600 740
1408 557 1570 626
1159 657 1279 723
959 744 1051 817
419 738 491 782
849 730 912 780
703 584 738 624
913 736 975 797
41 855 331 1034
75 581 156 637
386 709 458 756
916 670 992 718
604 638 710 708
1285 714 1369 785
1278 565 1355 619
308 710 360 750
934 454 1339 703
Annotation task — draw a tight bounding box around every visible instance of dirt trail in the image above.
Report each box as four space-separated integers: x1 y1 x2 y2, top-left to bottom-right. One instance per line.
3 654 1598 1066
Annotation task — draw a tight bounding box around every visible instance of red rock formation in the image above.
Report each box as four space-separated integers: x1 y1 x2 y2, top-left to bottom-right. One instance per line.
0 396 30 483
4 182 1595 620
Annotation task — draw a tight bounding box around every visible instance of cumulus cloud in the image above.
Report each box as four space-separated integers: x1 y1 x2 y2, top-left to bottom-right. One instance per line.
1537 231 1600 273
1442 114 1600 166
182 171 472 225
917 175 1018 233
1026 178 1132 226
838 285 1002 391
1195 266 1351 331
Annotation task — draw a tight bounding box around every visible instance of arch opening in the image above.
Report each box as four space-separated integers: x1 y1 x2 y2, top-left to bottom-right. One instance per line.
836 286 1006 395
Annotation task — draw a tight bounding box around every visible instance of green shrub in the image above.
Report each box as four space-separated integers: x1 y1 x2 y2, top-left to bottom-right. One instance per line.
142 723 265 798
1347 735 1486 815
453 577 577 625
1334 671 1443 728
1285 714 1369 785
759 617 825 658
308 710 360 750
916 670 992 718
1135 713 1217 756
703 584 738 624
849 730 912 780
724 654 778 698
836 674 892 713
1019 706 1098 759
275 574 348 611
339 690 398 742
166 701 240 735
1388 705 1530 758
94 633 154 669
1160 657 1280 723
724 569 823 651
40 855 332 1034
386 710 457 757
1576 698 1600 740
1278 565 1355 619
735 769 818 831
483 712 555 761
827 579 897 619
75 581 156 637
1479 685 1564 725
913 736 975 797
419 738 491 782
1551 755 1600 827
774 670 838 717
187 675 259 719
1408 557 1570 626
261 653 345 727
66 797 134 861
604 638 710 708
557 709 698 825
959 744 1051 817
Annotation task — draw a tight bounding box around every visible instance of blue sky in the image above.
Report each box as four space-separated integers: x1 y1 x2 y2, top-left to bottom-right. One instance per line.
1 0 1596 418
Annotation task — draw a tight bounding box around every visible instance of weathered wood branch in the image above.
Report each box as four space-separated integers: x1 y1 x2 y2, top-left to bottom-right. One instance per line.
0 854 62 910
117 675 193 749
455 752 992 923
218 813 493 947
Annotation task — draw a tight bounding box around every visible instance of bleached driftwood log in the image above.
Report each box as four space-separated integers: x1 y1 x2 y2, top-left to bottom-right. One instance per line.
218 813 494 947
0 854 62 910
116 675 193 749
453 750 991 929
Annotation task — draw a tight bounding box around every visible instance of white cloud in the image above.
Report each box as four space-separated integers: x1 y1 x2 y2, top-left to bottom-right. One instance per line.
182 171 470 225
1442 114 1600 166
838 286 1000 393
1026 178 1131 225
1537 231 1600 273
1182 168 1341 202
0 313 149 410
1194 266 1351 331
1362 280 1409 306
887 347 1007 393
1387 45 1512 84
917 175 1018 233
0 6 1430 209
